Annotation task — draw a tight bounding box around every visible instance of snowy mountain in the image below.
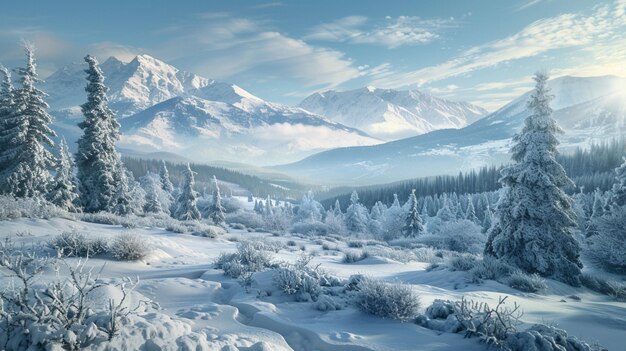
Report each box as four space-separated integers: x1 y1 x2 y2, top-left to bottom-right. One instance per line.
42 54 210 119
118 91 379 165
277 75 626 185
298 86 487 140
42 55 380 165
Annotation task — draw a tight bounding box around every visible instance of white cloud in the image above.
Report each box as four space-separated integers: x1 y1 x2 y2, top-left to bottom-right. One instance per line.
305 15 455 48
155 16 360 90
370 0 626 89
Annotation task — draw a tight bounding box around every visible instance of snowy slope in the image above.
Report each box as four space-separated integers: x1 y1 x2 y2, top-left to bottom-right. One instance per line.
277 75 626 185
299 86 487 140
1 217 623 351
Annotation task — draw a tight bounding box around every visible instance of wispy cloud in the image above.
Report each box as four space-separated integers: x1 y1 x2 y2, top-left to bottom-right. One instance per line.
305 15 456 48
369 0 626 89
155 15 361 92
514 0 545 12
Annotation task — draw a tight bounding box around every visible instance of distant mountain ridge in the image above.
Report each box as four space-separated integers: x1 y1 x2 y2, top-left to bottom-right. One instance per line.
276 75 626 185
298 86 487 140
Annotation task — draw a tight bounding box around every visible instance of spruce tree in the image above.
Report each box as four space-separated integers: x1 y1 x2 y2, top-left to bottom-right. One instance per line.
465 200 478 223
76 55 122 212
1 46 56 198
160 160 174 194
481 206 492 234
143 177 163 213
47 138 79 212
609 157 626 208
402 189 424 237
345 191 368 233
112 164 133 216
485 72 582 286
0 65 16 181
208 175 226 224
174 163 201 221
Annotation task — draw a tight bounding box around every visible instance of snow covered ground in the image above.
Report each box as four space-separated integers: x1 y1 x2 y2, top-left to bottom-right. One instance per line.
1 216 624 351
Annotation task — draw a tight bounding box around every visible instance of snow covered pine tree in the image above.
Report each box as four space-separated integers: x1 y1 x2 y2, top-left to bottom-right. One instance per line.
174 163 201 221
76 55 124 212
208 175 226 225
485 71 582 286
0 45 56 198
403 189 424 237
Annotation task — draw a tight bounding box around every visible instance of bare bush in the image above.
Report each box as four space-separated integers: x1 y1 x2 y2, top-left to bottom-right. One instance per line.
0 239 141 350
453 296 522 348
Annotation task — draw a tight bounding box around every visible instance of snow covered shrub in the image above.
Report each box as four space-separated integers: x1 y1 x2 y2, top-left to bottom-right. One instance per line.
411 247 445 264
453 296 522 349
314 295 342 311
506 272 547 293
273 256 324 302
505 324 595 351
230 223 246 230
469 256 518 284
79 211 123 225
0 239 141 350
215 241 276 279
192 225 225 238
0 195 73 220
290 221 329 236
348 240 365 248
588 206 626 273
343 250 369 263
446 253 480 271
110 233 151 261
416 299 463 333
580 274 626 301
50 231 109 257
225 211 265 229
417 220 485 254
354 277 421 320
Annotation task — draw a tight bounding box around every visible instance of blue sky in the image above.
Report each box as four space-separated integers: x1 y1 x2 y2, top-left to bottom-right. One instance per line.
1 0 625 110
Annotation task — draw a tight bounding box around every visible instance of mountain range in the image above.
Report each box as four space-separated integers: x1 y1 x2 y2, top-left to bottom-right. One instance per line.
42 54 488 165
299 86 487 140
275 75 626 185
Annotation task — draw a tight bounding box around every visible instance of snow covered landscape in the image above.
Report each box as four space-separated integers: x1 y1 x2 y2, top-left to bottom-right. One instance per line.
1 1 626 350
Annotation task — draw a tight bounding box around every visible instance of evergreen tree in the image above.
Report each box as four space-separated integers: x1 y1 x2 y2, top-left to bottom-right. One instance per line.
591 188 605 218
0 65 16 180
436 198 455 222
609 157 626 208
143 175 164 214
465 199 478 223
174 164 201 221
1 45 56 198
46 138 79 212
264 195 274 217
208 175 226 224
402 189 424 237
481 206 492 234
333 199 343 218
485 72 582 286
345 191 368 233
111 164 133 216
76 55 122 212
160 160 174 193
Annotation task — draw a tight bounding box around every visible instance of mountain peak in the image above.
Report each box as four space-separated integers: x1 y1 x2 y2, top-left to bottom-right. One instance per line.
299 86 487 140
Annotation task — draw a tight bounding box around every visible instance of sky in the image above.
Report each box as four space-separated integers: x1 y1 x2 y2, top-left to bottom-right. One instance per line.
1 0 625 111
